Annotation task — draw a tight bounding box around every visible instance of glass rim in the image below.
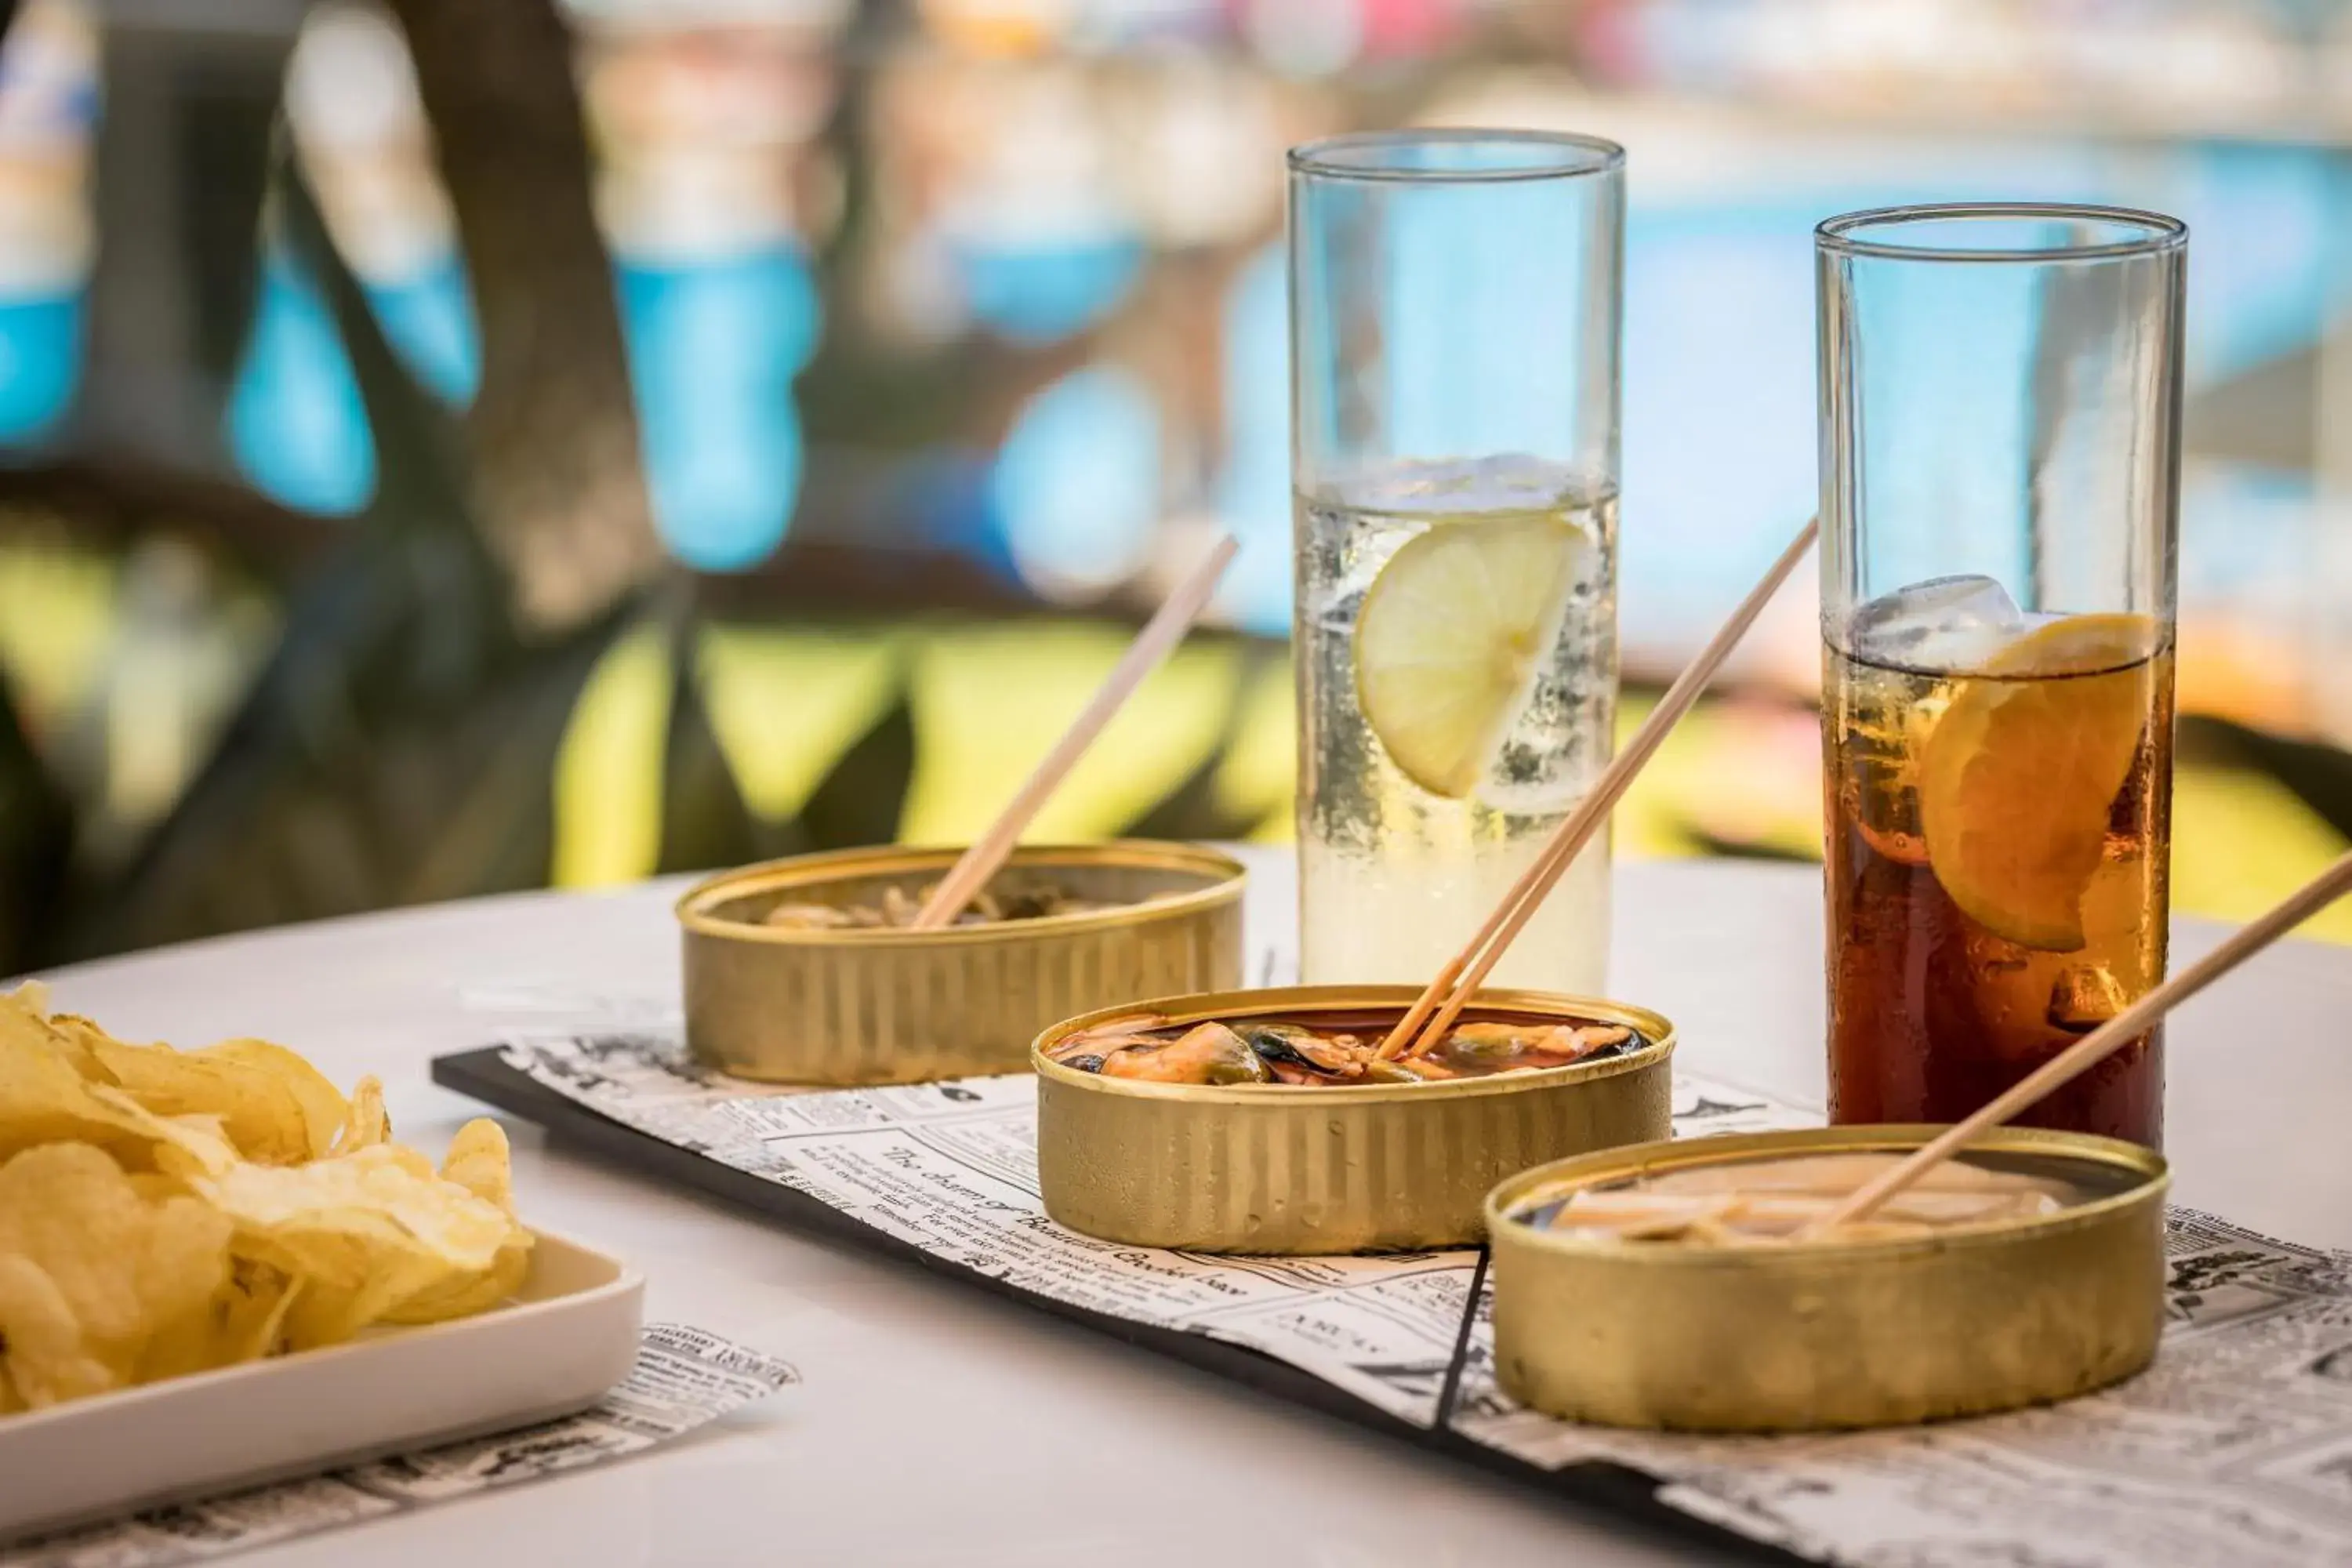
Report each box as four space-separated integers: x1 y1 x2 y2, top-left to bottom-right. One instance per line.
1287 128 1626 184
1816 201 2187 263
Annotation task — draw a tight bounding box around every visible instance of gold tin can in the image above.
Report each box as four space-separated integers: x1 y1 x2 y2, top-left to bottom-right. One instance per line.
1486 1125 2169 1432
1033 985 1675 1254
677 841 1246 1084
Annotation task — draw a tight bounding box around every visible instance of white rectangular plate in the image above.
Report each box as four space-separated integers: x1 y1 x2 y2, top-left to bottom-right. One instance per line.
0 1231 644 1544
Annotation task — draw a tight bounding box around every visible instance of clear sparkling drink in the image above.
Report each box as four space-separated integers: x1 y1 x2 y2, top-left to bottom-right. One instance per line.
1296 457 1616 992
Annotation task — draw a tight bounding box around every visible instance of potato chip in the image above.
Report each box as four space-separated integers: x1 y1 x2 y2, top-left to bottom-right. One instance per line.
0 1144 233 1346
285 1264 448 1348
0 995 540 1414
0 1143 232 1406
2 993 350 1168
386 1121 532 1326
0 996 149 1160
67 1030 317 1166
125 1171 185 1203
379 1257 527 1327
82 1086 239 1181
0 1254 115 1407
82 1090 524 1346
0 985 92 1084
335 1076 390 1154
32 1011 107 1083
439 1119 515 1211
224 1263 303 1362
134 1293 230 1384
376 1142 437 1182
185 1142 518 1348
194 1145 510 1269
200 1040 350 1160
137 1258 306 1381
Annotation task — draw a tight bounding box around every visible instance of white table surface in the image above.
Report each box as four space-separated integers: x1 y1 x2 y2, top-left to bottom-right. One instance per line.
28 853 2352 1566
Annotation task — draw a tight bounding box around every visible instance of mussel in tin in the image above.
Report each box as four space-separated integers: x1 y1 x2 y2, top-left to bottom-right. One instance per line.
1043 1008 1639 1087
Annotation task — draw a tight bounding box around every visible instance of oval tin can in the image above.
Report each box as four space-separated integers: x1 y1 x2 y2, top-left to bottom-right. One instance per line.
1486 1124 2169 1432
678 841 1246 1084
1034 985 1675 1254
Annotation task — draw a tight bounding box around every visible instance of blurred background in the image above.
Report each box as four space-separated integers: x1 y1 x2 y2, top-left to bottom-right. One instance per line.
4 0 2352 970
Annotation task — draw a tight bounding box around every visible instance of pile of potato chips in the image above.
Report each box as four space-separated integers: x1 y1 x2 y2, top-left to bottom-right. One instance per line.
0 985 532 1415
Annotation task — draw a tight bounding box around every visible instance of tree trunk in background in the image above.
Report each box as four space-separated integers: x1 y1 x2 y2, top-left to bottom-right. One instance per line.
383 0 662 633
0 666 71 974
78 10 295 470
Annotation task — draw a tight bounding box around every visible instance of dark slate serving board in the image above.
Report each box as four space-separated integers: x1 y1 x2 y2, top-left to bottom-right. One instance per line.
434 1045 1802 1566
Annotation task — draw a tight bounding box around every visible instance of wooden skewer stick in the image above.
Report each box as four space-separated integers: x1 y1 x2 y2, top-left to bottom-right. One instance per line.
1375 515 1821 1060
1809 848 2352 1233
909 535 1240 931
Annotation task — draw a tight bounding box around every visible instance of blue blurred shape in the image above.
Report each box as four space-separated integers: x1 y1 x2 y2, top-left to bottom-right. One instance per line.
993 363 1160 593
619 243 822 572
229 249 375 516
896 448 1025 588
1620 202 1819 619
955 234 1142 346
0 288 80 443
367 253 480 405
2171 142 2330 385
1214 241 1292 635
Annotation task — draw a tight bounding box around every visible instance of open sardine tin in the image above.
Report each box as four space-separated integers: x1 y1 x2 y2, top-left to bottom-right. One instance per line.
1033 985 1675 1254
1485 1126 2170 1433
677 842 1246 1084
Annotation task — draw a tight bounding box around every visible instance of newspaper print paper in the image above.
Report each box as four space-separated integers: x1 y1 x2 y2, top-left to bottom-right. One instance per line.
499 1029 2352 1567
490 1034 1799 1426
2 1326 798 1567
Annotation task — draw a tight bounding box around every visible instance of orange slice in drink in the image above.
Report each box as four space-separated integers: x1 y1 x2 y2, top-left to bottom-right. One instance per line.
1917 613 2158 952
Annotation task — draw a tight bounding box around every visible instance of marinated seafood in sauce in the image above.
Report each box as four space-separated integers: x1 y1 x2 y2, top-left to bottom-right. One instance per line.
1519 1151 2091 1246
1044 1011 1639 1086
762 880 1131 931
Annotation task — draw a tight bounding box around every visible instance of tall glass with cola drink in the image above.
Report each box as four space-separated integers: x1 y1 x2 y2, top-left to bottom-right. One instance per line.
1817 205 2185 1145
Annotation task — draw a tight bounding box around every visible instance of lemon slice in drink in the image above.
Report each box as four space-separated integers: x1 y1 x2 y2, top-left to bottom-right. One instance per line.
1918 612 2160 952
1354 513 1587 799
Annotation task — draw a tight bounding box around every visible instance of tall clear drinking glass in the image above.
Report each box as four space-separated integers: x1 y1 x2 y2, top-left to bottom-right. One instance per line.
1817 204 2185 1146
1289 131 1624 993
